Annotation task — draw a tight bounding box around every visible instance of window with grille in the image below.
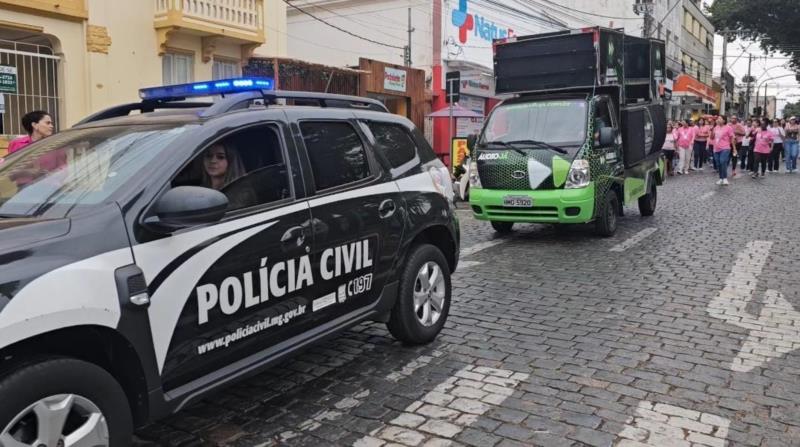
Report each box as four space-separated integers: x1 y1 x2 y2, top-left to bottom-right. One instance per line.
162 52 194 85
212 59 240 80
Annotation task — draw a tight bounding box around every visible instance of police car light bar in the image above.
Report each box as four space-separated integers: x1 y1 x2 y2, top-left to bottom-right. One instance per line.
138 77 275 101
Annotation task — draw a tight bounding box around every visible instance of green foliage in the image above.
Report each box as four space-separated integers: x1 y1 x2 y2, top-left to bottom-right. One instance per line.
707 0 800 71
783 101 800 119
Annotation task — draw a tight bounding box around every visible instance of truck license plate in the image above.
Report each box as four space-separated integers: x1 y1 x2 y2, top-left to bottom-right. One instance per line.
503 195 532 208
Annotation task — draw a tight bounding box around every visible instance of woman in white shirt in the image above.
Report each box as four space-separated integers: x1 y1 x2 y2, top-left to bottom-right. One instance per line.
768 119 785 172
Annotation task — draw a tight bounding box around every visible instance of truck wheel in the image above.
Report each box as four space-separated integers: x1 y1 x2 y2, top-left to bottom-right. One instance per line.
490 221 514 233
595 191 619 237
638 181 657 217
387 244 451 345
0 358 133 447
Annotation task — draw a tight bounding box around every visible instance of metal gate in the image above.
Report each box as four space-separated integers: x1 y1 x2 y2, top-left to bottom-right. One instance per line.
0 39 60 138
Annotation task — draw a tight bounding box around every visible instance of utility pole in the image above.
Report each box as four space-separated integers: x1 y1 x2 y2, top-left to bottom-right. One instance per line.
745 54 753 118
634 0 655 38
404 8 415 67
720 31 728 115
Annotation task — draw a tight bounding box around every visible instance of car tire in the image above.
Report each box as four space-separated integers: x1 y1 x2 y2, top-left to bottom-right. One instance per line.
638 180 657 217
595 190 619 237
490 221 514 233
387 244 452 345
0 357 133 447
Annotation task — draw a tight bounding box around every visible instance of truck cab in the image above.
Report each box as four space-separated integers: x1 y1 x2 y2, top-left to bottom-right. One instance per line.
468 27 667 236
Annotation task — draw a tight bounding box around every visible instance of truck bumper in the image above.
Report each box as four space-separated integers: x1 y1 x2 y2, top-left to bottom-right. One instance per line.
469 183 596 223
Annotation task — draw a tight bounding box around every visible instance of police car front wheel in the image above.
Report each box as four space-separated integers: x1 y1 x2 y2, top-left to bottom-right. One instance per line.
0 358 133 447
387 244 451 345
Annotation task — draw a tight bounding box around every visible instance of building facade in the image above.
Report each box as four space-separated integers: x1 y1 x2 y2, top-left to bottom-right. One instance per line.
0 0 287 155
286 0 567 164
671 0 715 119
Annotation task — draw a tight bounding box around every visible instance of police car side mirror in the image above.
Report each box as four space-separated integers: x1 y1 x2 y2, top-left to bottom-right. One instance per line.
145 186 228 233
599 127 616 147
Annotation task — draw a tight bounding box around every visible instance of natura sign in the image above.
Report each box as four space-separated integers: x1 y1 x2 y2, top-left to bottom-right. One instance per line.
451 0 513 44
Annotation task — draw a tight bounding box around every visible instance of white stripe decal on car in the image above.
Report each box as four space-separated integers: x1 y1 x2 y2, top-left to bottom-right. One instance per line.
0 248 133 348
147 221 277 373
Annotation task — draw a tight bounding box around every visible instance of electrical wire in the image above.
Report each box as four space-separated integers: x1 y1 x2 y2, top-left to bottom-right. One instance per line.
282 0 405 49
533 0 631 20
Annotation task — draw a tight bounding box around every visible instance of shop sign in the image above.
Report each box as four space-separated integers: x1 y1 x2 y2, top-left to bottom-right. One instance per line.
384 67 407 93
444 0 549 70
0 66 17 94
457 117 483 138
458 95 485 115
452 137 469 170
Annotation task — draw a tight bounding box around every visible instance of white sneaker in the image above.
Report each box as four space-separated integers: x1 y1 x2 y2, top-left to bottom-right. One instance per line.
716 179 723 185
722 179 730 185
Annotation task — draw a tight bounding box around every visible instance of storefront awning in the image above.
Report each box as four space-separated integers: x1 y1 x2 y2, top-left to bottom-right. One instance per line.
672 74 716 105
427 104 484 118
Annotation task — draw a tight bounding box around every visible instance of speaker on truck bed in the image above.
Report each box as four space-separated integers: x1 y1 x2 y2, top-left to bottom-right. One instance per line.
621 104 666 168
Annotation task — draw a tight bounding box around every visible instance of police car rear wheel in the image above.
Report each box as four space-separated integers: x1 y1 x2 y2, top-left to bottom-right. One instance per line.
0 358 132 447
387 244 451 345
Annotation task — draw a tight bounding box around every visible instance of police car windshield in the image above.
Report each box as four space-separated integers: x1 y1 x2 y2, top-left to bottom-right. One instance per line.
0 125 189 217
481 100 588 150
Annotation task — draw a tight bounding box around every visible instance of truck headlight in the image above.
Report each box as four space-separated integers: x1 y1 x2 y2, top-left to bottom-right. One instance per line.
565 159 591 189
468 161 481 188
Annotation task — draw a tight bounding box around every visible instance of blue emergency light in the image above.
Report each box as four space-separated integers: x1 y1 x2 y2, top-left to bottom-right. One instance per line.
138 77 275 101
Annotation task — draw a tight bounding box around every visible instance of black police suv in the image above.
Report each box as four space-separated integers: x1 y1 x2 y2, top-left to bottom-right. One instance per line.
0 78 459 446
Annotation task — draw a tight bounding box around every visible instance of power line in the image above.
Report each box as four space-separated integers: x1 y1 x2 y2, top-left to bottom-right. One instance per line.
282 0 405 50
534 0 631 20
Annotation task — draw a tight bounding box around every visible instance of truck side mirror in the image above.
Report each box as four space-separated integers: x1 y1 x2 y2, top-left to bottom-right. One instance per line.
599 127 616 147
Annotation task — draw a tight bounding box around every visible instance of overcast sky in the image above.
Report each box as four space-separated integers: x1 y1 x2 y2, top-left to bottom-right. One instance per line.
706 0 800 117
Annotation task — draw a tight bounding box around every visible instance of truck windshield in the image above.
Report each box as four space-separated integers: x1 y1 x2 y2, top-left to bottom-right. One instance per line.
0 125 189 218
481 100 588 151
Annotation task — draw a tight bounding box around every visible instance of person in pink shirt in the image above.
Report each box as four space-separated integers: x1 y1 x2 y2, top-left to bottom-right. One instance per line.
712 116 737 185
7 110 54 154
752 119 774 178
675 120 694 175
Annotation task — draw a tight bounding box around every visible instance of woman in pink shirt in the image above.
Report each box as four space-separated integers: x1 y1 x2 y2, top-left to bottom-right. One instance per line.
675 120 694 175
7 110 54 154
712 116 737 185
752 119 774 178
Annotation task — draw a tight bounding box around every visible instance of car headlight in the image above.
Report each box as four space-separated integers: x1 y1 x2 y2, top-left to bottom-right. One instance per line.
468 161 481 188
429 166 454 201
565 159 591 189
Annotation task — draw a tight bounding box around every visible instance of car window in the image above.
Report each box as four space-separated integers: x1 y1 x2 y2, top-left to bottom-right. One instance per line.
0 125 190 217
299 121 370 191
173 124 291 211
366 122 418 169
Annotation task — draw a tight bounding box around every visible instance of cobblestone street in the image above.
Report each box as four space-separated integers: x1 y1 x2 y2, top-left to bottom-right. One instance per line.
137 171 800 447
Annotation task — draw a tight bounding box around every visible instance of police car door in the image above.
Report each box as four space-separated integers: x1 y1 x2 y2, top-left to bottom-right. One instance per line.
135 123 315 391
294 115 403 325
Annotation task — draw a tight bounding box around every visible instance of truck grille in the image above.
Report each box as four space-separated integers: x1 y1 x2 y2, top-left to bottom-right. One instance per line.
477 151 556 191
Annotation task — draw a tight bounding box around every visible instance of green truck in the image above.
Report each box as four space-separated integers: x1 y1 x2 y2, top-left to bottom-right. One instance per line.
469 27 667 236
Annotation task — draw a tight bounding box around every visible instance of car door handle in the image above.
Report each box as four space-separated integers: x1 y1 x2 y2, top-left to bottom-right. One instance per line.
379 199 396 219
281 226 305 246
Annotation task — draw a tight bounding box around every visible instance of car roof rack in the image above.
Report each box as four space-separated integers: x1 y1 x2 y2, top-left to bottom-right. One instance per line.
75 77 389 125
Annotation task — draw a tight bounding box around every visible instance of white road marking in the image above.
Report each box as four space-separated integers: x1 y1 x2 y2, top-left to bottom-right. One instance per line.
282 351 444 440
707 241 800 372
616 401 730 447
457 260 483 270
460 239 509 258
699 191 715 201
354 366 529 446
609 228 658 252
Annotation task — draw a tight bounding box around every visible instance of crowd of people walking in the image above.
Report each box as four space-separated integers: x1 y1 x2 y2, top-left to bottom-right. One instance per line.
664 115 800 185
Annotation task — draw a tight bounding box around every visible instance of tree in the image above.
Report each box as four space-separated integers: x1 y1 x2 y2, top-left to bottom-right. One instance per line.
707 0 800 71
784 101 800 119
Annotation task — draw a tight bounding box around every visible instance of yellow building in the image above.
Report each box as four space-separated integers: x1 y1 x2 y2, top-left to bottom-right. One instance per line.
0 0 287 155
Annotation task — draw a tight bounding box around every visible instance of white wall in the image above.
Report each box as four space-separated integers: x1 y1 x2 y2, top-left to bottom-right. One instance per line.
286 0 433 70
